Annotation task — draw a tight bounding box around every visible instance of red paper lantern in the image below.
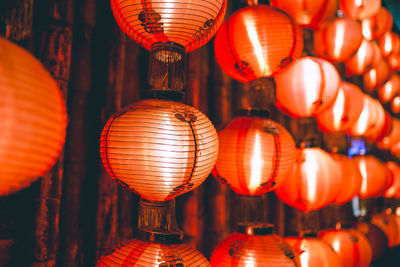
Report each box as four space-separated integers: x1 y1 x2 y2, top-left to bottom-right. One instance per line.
100 99 219 201
391 95 400 114
319 228 372 267
270 0 337 29
340 0 381 20
210 224 299 266
275 147 343 212
275 57 340 118
213 115 296 195
353 155 391 198
316 82 364 132
0 38 67 196
213 5 303 83
388 52 400 71
314 17 363 62
377 74 400 103
345 39 377 75
361 7 393 40
363 58 391 91
384 162 400 198
96 238 210 266
110 0 226 52
285 236 341 267
391 139 400 156
371 213 399 247
378 32 400 58
355 221 388 261
377 118 400 150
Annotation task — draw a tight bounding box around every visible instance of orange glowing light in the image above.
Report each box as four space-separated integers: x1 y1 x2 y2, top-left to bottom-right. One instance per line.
361 7 393 40
392 96 400 114
384 162 400 199
378 74 400 103
340 0 381 20
345 39 376 75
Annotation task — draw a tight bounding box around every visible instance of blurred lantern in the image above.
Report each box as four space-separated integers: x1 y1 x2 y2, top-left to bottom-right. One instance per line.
270 0 337 29
110 0 226 52
377 74 400 103
391 95 400 114
314 17 362 62
345 39 376 75
316 82 364 132
210 224 299 266
353 155 391 199
371 213 400 247
319 227 372 267
363 58 391 91
377 118 400 150
0 38 67 196
213 5 303 83
355 221 388 261
275 57 340 118
391 140 400 157
332 154 362 205
388 52 400 71
213 114 296 195
340 0 381 20
384 162 400 198
361 7 393 40
285 234 341 267
275 147 343 212
378 32 400 58
96 238 210 266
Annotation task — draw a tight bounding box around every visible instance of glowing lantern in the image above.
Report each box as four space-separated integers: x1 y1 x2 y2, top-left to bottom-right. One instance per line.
275 57 340 118
274 147 343 212
213 5 303 83
100 99 219 201
270 0 337 29
345 40 376 75
285 236 341 267
391 95 400 114
377 118 400 150
363 58 391 91
314 17 363 62
210 224 299 266
353 155 391 199
362 7 393 40
319 228 372 267
96 238 210 266
388 53 400 71
316 82 364 132
363 104 390 142
213 115 295 195
371 213 399 247
384 162 400 198
332 154 362 205
0 38 67 196
378 32 400 58
340 0 380 20
110 0 226 52
355 221 388 261
377 74 400 103
391 140 400 157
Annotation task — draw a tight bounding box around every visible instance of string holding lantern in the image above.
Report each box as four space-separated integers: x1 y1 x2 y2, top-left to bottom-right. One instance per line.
340 0 381 20
0 38 67 196
361 7 393 40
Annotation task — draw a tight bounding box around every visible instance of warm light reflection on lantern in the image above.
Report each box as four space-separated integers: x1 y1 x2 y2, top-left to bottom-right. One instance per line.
378 32 400 58
345 40 376 75
250 132 263 192
364 58 392 90
384 162 400 198
392 96 400 114
340 0 381 20
361 7 393 40
378 74 400 103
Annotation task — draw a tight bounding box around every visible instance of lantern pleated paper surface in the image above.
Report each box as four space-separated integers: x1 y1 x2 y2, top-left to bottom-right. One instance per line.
345 39 377 75
319 228 372 267
378 74 400 103
210 224 299 266
96 238 210 266
213 116 296 195
0 38 67 196
340 0 381 20
285 236 341 267
213 5 303 83
371 213 400 247
100 99 219 201
355 221 388 261
270 0 337 29
384 162 400 198
314 17 362 62
361 7 393 40
275 57 340 118
274 147 343 212
110 0 226 52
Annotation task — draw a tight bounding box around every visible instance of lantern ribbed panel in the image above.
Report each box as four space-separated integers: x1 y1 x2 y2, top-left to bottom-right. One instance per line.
96 238 210 266
353 155 390 199
0 38 67 196
319 228 372 267
345 40 376 75
210 232 299 266
384 162 400 198
355 221 388 260
213 5 303 83
317 82 364 132
100 99 219 201
377 118 400 149
378 32 400 58
270 0 337 29
275 57 340 118
285 237 341 267
362 7 393 40
378 74 400 103
371 214 399 247
274 148 342 212
314 18 362 62
110 0 226 52
340 0 381 20
333 154 362 205
213 116 296 195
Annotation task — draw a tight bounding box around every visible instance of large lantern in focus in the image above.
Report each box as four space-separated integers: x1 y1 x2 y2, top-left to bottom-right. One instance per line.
353 155 391 199
377 74 400 103
314 17 362 62
110 0 226 52
96 238 210 266
275 57 340 118
316 82 364 132
285 235 341 267
355 221 388 261
371 213 400 247
214 5 303 83
384 162 400 198
340 0 380 20
0 38 67 196
274 147 343 212
362 7 393 40
378 32 400 58
270 0 337 29
345 39 377 75
363 58 392 91
213 115 296 195
319 227 372 267
210 224 299 266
